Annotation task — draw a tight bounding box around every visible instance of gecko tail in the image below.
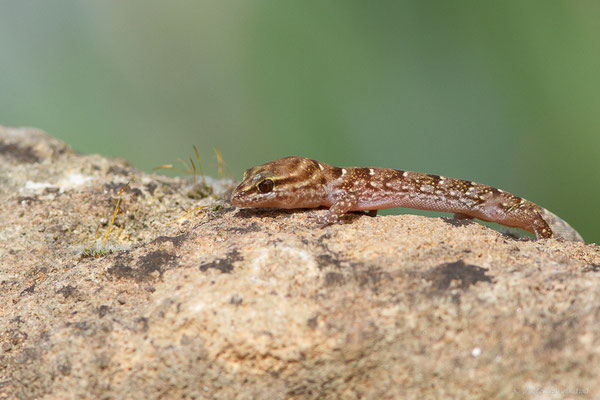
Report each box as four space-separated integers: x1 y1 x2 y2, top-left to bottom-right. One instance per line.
539 208 584 242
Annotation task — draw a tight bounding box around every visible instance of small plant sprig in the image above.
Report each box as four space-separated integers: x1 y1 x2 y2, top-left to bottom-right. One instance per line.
154 146 229 197
154 146 230 226
154 145 210 197
81 182 129 259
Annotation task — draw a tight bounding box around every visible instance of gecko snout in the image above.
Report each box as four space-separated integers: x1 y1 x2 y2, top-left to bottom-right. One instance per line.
229 186 247 207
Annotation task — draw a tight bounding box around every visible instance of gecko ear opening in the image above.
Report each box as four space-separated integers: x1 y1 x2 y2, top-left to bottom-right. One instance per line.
256 179 274 193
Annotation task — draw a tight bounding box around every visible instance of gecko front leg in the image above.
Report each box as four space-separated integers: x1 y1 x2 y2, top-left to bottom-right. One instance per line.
314 191 358 226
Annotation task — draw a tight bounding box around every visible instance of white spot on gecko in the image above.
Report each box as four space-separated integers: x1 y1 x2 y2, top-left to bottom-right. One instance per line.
369 168 375 175
420 184 434 193
318 163 324 170
402 171 408 177
341 168 347 176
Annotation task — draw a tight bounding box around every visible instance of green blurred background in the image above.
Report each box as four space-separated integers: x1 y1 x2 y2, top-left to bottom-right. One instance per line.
1 1 598 242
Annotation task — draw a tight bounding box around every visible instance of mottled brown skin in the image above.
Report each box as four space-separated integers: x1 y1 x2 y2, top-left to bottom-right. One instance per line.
230 156 583 242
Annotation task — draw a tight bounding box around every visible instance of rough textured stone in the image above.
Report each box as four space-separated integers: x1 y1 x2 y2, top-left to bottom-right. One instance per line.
0 126 599 399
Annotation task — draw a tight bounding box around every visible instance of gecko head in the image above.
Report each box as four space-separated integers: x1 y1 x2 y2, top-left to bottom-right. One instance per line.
230 156 326 209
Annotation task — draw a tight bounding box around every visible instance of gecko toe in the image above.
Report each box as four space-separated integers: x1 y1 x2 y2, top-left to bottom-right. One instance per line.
308 211 339 227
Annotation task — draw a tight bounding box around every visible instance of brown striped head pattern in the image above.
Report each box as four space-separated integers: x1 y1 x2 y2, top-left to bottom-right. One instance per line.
230 156 330 209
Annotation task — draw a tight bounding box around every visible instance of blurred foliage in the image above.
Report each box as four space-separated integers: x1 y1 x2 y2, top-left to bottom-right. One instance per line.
1 1 598 242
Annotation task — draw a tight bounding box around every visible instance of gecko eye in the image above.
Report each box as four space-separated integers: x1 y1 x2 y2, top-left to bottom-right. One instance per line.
256 179 274 193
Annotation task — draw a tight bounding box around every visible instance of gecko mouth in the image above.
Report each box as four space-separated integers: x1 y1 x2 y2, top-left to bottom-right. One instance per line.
230 188 283 208
229 189 248 207
230 189 266 207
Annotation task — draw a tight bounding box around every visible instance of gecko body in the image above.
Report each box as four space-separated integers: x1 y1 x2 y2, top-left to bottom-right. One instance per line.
230 156 583 242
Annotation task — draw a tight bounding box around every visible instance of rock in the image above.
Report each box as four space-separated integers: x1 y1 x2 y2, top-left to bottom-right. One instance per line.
0 125 599 399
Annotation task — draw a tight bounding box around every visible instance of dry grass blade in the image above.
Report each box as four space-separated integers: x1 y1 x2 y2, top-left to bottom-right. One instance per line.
104 182 129 247
166 206 208 225
215 148 225 178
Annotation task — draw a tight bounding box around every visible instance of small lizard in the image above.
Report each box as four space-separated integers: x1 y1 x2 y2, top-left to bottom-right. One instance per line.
230 156 583 242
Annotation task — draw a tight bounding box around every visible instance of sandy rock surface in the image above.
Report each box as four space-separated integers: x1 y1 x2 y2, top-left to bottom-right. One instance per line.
0 126 599 399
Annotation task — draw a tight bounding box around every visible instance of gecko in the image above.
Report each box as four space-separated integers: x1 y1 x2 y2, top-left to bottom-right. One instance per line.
230 156 583 242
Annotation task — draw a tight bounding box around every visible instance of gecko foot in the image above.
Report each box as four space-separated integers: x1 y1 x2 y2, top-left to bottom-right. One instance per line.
308 211 341 227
